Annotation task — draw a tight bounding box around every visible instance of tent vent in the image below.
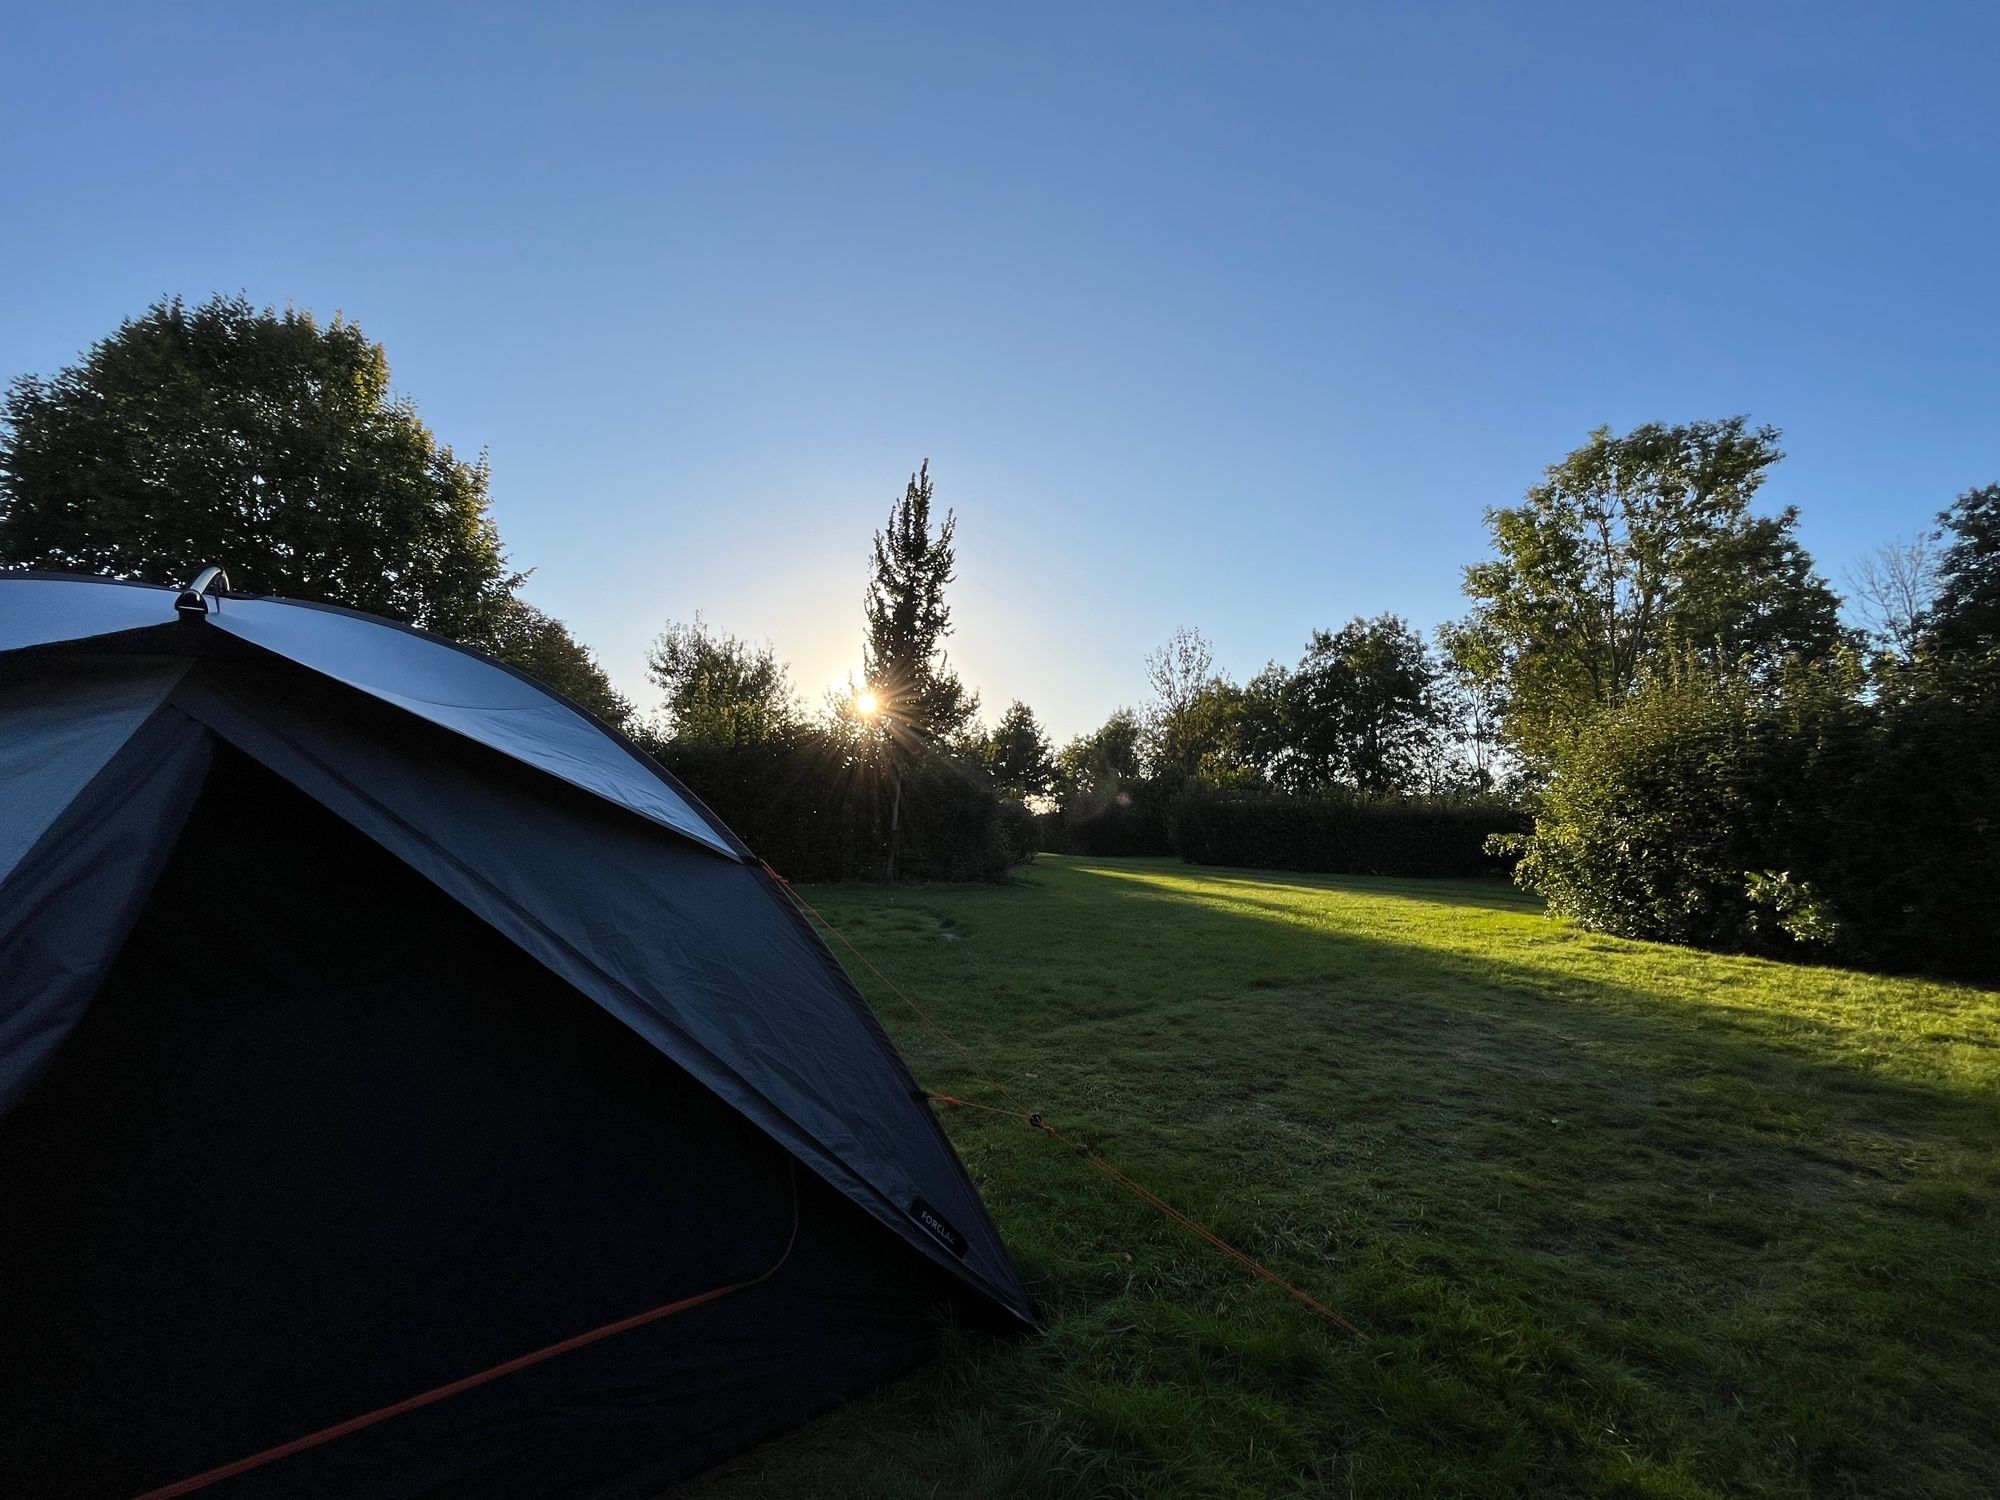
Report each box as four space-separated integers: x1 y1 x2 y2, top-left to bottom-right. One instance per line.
175 566 231 619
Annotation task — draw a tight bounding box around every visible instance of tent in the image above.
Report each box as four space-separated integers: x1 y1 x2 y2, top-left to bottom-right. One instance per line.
0 571 1032 1498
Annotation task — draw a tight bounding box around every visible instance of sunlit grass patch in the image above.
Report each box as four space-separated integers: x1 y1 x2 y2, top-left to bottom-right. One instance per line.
686 857 2000 1499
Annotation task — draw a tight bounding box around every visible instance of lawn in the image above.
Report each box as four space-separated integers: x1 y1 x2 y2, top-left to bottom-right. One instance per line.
686 856 2000 1499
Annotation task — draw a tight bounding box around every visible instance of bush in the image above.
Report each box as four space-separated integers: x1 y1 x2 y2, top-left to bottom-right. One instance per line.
1513 658 2000 982
639 731 1024 883
1512 671 1792 950
1170 789 1528 878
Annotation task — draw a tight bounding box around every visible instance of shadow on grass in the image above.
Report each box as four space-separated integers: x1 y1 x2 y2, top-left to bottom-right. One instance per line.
691 856 2000 1500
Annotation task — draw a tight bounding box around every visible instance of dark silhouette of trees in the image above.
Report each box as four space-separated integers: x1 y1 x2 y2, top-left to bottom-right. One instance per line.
0 294 516 641
862 460 976 748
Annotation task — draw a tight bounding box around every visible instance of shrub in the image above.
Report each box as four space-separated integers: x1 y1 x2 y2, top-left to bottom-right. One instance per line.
1513 657 2000 981
1512 671 1791 950
1170 789 1528 878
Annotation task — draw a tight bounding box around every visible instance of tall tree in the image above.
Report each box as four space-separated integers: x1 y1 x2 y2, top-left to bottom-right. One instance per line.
1244 615 1443 794
0 294 516 640
646 616 799 746
862 460 977 747
1460 418 1847 766
1926 482 2000 658
1144 626 1244 776
977 701 1056 800
487 599 632 727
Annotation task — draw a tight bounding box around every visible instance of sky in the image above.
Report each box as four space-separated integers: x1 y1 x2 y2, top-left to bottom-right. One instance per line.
2 2 1994 739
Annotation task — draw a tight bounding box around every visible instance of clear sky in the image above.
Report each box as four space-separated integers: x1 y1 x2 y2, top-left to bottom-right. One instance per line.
3 2 1993 739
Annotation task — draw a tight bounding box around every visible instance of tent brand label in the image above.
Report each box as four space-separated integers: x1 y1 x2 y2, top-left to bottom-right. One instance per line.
909 1198 968 1257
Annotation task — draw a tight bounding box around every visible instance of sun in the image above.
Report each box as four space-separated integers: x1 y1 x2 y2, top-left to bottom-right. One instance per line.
854 689 879 717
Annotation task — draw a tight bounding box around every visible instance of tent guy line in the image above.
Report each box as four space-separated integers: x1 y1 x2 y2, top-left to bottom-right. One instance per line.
135 1165 804 1500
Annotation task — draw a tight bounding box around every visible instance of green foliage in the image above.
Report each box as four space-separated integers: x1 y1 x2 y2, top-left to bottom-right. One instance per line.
1054 709 1145 801
863 460 977 747
646 615 799 747
486 599 631 727
1927 482 2000 656
1814 650 2000 979
976 701 1057 800
689 860 2000 1499
1513 669 1786 949
1240 615 1443 794
635 729 1024 882
0 294 516 640
1170 788 1526 878
1143 627 1249 778
1460 418 1848 769
1515 655 2000 980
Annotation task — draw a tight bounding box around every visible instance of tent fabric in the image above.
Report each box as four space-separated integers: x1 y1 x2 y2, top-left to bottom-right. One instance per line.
0 572 1032 1496
0 746 969 1496
0 656 189 883
0 692 213 1114
0 572 741 858
166 661 1024 1315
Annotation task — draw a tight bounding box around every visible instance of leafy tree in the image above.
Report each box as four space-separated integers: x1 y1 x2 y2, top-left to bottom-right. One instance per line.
1460 418 1847 767
1926 482 2000 657
646 615 799 747
977 700 1056 800
1054 709 1144 801
1143 626 1247 777
862 460 977 747
1244 615 1442 795
487 599 631 726
0 294 516 640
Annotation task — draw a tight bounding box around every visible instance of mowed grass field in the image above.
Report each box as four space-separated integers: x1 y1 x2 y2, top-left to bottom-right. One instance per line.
686 856 2000 1499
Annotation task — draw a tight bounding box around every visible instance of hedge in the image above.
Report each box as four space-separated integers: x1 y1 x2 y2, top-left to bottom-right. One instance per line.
1170 790 1528 878
641 734 1025 883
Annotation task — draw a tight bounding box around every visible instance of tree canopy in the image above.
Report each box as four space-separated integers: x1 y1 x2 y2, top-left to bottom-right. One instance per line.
646 616 800 747
1242 615 1442 795
1055 708 1145 801
976 701 1056 800
1459 418 1847 766
1927 482 2000 658
862 460 976 748
0 294 517 641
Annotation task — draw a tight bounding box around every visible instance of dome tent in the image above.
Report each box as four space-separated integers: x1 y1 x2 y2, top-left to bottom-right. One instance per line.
0 571 1031 1498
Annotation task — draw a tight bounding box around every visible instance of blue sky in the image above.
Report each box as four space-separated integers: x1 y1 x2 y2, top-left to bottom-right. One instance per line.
3 2 1993 738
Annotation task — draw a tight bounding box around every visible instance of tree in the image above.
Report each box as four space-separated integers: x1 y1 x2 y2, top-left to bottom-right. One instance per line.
1927 482 2000 657
646 615 799 746
977 701 1056 800
1460 418 1848 767
1143 626 1244 777
487 599 632 726
1054 709 1144 801
1242 615 1443 795
1846 532 1939 660
1433 618 1508 791
0 294 516 641
862 460 977 747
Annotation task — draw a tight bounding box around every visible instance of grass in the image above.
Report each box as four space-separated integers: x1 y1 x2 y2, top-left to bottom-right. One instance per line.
683 856 2000 1498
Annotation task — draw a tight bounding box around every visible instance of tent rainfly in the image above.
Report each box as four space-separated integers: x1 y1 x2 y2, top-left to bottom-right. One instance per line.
0 571 1032 1498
